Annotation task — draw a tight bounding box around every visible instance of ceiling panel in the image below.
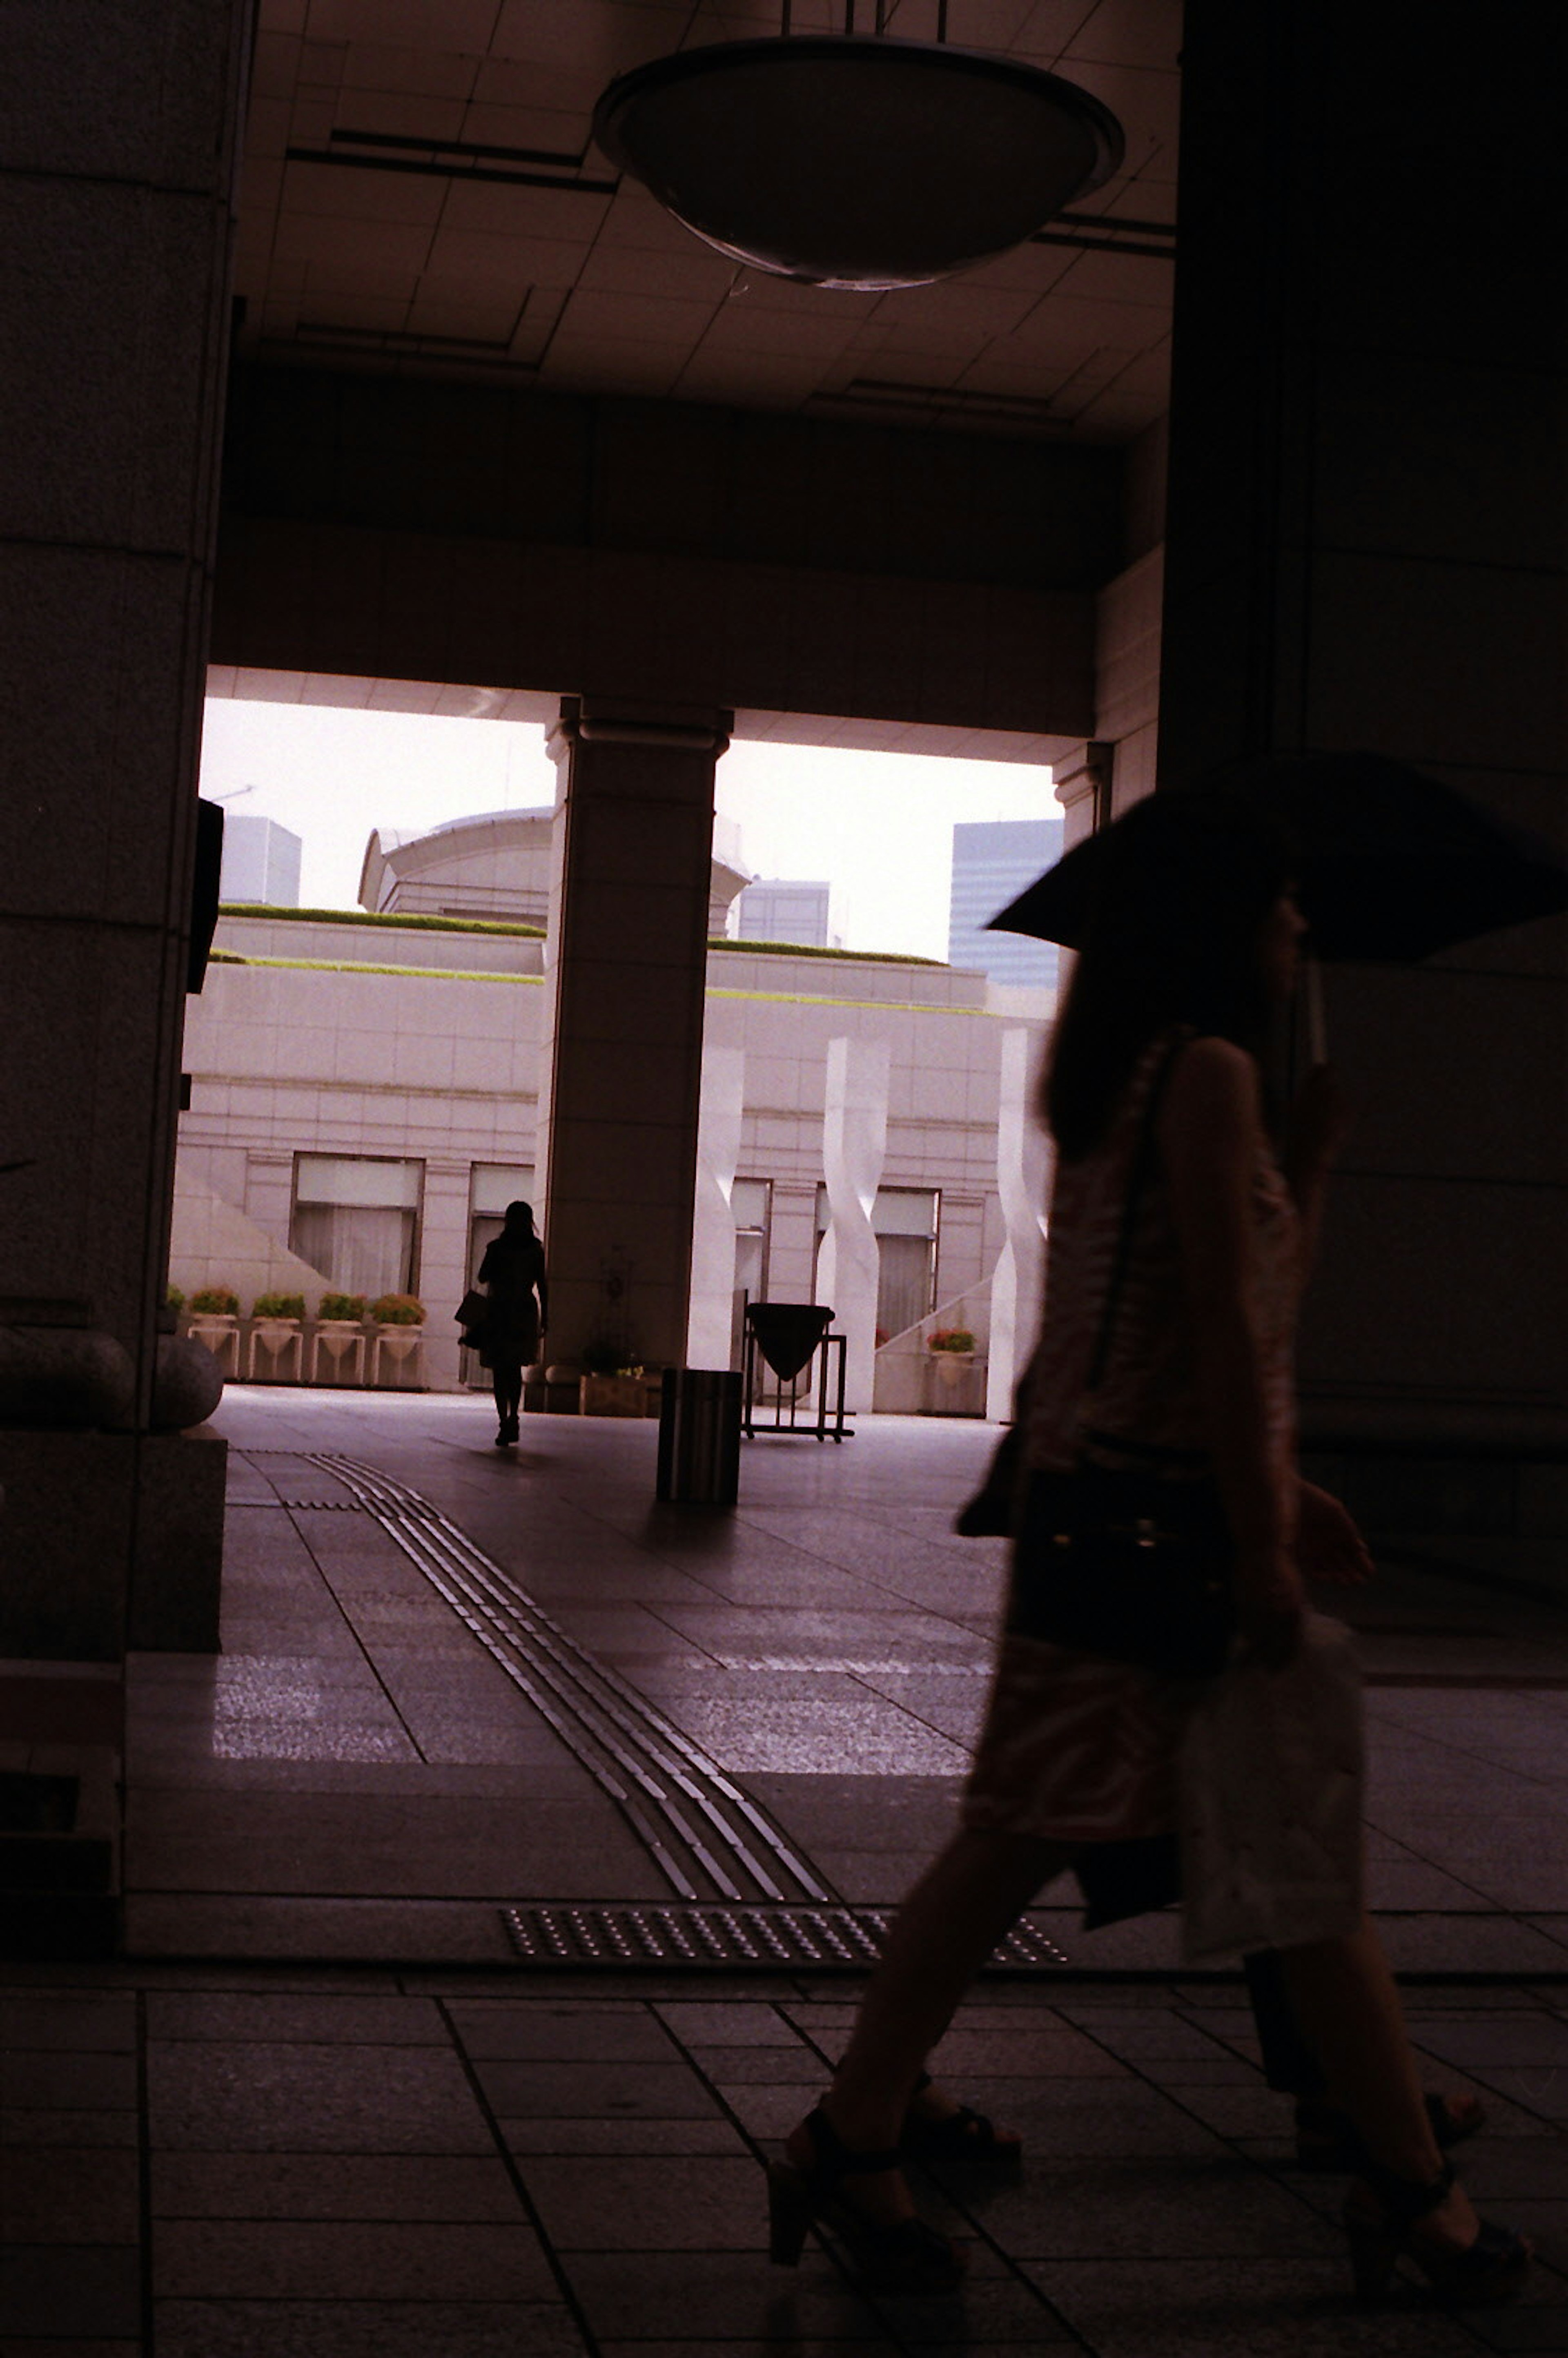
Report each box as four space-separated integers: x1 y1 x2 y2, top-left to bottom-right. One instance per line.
238 0 1179 442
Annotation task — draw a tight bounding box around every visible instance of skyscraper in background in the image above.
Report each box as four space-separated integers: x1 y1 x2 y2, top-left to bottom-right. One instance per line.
733 879 841 949
948 817 1062 990
219 813 303 906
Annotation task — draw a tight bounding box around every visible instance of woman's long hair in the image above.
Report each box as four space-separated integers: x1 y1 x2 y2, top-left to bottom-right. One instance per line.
501 1200 537 1244
1045 786 1296 1158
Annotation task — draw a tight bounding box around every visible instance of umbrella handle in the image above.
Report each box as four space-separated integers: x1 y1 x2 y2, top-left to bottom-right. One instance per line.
1302 954 1328 1067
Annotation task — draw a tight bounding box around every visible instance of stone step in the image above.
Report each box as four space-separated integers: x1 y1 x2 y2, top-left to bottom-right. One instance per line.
0 1747 120 1957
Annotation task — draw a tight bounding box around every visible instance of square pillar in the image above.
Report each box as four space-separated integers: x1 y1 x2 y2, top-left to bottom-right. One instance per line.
0 0 254 1655
1160 2 1568 1487
539 699 731 1371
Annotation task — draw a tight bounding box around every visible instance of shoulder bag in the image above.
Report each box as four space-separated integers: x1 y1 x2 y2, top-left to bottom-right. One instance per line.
1006 1040 1237 1679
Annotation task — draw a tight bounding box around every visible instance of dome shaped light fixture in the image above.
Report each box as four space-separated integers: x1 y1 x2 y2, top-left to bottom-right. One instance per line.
591 29 1124 294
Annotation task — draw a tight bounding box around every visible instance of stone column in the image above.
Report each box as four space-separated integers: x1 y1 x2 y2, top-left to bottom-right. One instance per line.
1052 742 1114 849
686 1047 745 1371
1162 3 1568 1499
539 698 731 1371
987 1029 1051 1423
816 1037 890 1414
0 0 254 1657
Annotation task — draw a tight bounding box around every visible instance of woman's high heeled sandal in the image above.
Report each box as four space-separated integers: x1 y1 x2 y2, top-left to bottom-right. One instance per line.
767 2105 968 2295
1343 2156 1531 2306
1296 2088 1484 2173
901 2070 1024 2173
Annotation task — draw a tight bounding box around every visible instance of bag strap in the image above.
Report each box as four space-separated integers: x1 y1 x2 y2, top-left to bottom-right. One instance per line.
1085 1035 1187 1392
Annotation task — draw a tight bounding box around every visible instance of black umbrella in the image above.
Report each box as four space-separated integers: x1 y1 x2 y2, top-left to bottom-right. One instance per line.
988 753 1568 963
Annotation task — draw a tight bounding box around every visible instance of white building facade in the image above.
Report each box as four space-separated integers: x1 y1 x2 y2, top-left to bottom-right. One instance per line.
172 813 1053 1406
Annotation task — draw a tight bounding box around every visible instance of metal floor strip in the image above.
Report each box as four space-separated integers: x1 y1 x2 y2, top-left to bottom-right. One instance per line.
300 1452 832 1910
256 1449 1073 1975
502 1902 1068 1973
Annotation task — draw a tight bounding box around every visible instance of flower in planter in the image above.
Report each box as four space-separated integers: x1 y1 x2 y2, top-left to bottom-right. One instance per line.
370 1293 425 1326
166 1286 186 1314
318 1293 368 1322
189 1286 240 1317
928 1328 976 1355
252 1292 307 1321
582 1340 642 1377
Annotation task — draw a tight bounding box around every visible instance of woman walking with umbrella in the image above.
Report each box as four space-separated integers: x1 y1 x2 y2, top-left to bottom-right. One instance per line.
477 1201 547 1447
765 779 1539 2305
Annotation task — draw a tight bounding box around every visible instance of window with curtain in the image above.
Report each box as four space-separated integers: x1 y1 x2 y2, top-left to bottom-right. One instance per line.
731 1177 771 1368
291 1158 422 1299
813 1186 938 1344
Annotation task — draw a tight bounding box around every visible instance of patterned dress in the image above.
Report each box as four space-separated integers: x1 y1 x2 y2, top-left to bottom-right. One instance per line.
961 1030 1303 1845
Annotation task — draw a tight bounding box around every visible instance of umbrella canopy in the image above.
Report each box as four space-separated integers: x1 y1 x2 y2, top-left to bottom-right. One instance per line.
989 753 1568 962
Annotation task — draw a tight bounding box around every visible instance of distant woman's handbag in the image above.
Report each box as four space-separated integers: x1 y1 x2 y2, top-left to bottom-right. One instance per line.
1002 1040 1238 1680
455 1288 490 1346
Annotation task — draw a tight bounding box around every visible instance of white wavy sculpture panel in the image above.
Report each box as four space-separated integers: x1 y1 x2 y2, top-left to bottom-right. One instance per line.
686 1045 746 1370
987 1026 1051 1422
817 1036 890 1412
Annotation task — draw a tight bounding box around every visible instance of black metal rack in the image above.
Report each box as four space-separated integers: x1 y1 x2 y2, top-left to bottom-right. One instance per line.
740 1302 851 1442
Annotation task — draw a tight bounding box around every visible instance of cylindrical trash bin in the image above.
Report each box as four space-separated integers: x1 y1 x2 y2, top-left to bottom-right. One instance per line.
657 1368 742 1505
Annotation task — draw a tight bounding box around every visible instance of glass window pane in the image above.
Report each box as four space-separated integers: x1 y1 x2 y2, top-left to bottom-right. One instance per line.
291 1203 414 1297
296 1156 421 1210
877 1233 935 1342
471 1165 535 1218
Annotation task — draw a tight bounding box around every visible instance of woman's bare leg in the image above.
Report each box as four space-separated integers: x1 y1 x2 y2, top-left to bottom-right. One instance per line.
1280 1915 1480 2244
788 1827 1073 2219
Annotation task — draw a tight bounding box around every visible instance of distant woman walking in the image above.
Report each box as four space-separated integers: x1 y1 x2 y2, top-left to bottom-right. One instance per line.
478 1201 547 1447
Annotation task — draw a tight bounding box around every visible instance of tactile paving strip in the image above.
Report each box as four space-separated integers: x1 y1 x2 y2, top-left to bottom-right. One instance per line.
501 1901 1069 1974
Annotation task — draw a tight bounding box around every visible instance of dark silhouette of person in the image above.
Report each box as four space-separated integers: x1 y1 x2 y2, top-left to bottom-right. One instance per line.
477 1201 547 1447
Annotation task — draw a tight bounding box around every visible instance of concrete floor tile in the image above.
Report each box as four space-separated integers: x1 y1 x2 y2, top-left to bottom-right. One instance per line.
1022 2256 1481 2354
0 2051 139 2109
869 2265 1078 2344
562 2247 886 2342
0 2343 142 2358
0 2148 139 2242
932 2026 1136 2079
971 2160 1333 2261
473 2057 720 2119
655 2000 802 2046
520 2153 765 2249
1411 2020 1568 2070
124 1894 517 1964
596 2345 902 2356
1463 2069 1568 2123
945 2077 1237 2160
500 2115 750 2156
152 2216 554 2300
0 2106 140 2147
656 1696 968 1776
147 2039 494 2153
153 2298 588 2356
719 2082 835 2139
0 2245 141 2338
689 2044 816 2084
150 2149 523 2220
1463 2142 1568 2200
0 1994 136 2051
144 1992 446 2044
445 2001 679 2062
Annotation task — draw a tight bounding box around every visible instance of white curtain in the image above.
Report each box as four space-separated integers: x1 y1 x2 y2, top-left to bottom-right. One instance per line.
875 1232 935 1344
291 1204 414 1299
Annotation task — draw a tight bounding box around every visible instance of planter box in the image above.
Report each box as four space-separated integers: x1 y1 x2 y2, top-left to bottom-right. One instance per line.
580 1374 648 1418
922 1352 988 1417
371 1327 425 1387
247 1319 303 1380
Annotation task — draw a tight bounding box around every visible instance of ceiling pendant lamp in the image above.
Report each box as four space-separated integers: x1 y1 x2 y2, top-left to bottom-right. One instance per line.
591 7 1123 294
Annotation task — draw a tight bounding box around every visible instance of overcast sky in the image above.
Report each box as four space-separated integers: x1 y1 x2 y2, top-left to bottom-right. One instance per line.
198 700 1058 961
